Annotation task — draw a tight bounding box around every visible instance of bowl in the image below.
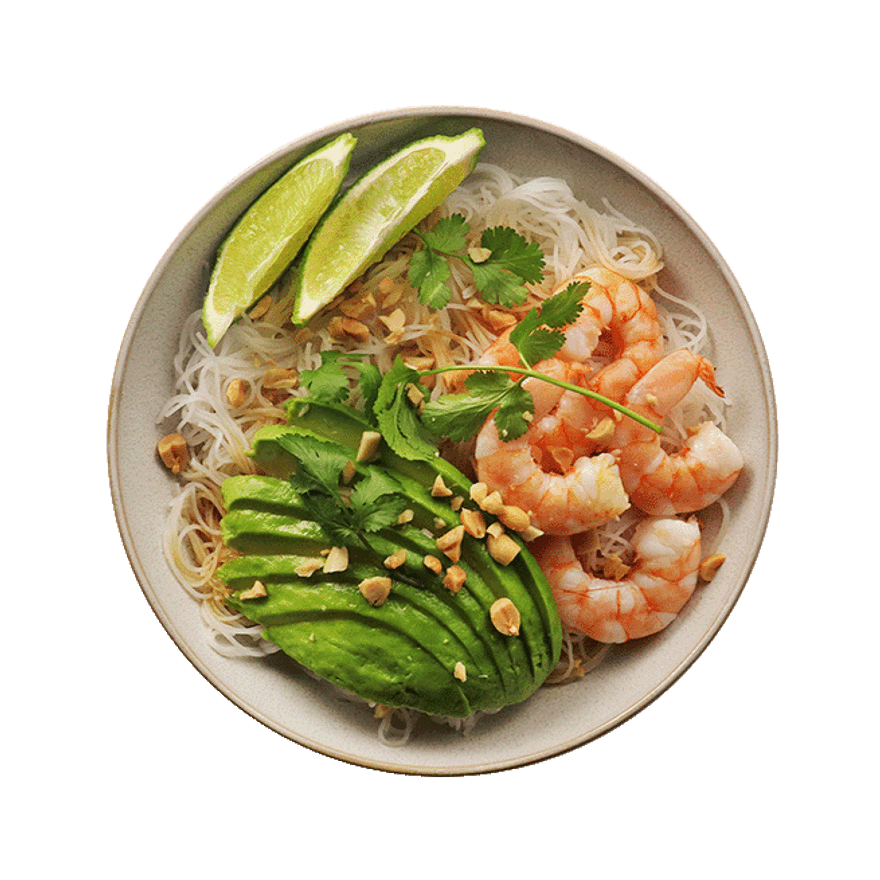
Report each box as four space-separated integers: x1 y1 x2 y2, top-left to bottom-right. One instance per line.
108 107 776 775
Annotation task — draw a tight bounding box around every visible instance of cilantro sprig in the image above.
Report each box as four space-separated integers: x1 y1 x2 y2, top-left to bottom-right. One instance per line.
408 215 545 309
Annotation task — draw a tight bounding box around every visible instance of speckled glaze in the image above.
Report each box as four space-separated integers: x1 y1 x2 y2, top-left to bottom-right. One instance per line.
108 107 776 775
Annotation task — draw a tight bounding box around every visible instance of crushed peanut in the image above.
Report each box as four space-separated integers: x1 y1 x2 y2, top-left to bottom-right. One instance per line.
249 295 272 319
601 553 631 580
356 431 382 462
383 548 408 569
328 315 370 343
240 580 267 600
699 553 727 582
443 565 467 593
487 532 521 566
520 525 545 542
342 460 357 484
157 433 188 474
500 504 531 532
339 292 376 320
469 482 489 505
381 287 403 309
396 509 415 525
486 521 505 539
460 508 487 539
436 525 466 563
358 576 392 607
433 517 447 531
294 559 325 578
485 309 518 331
468 246 492 263
453 661 467 682
379 308 406 333
263 367 299 390
323 546 349 573
450 496 465 511
405 382 425 406
378 276 395 295
423 555 443 574
490 597 521 636
225 378 248 408
479 491 505 516
431 474 453 497
586 416 616 444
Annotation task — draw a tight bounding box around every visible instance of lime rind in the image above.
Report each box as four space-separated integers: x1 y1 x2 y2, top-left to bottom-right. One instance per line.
203 132 356 347
292 128 485 326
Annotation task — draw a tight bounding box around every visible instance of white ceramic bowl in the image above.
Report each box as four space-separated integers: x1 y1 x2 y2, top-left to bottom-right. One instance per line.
108 107 776 775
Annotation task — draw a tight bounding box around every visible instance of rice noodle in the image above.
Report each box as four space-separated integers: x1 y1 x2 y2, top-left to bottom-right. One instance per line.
157 162 727 738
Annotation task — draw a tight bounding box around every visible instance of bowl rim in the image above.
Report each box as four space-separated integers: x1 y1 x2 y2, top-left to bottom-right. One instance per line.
107 105 778 775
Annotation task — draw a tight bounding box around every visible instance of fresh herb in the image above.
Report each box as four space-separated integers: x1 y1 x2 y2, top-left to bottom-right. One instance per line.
372 357 436 462
408 215 545 309
300 351 382 421
279 432 406 543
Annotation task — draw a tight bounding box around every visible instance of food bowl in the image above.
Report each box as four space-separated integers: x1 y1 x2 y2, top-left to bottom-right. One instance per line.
108 107 776 775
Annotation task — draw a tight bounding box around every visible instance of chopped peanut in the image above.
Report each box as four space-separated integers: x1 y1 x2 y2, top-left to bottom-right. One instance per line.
423 555 443 574
450 496 465 511
249 295 272 319
263 367 299 390
157 433 188 474
486 309 518 331
443 565 467 593
431 474 453 497
468 246 492 263
225 378 248 408
520 525 545 542
240 580 267 600
342 460 357 484
378 276 395 295
396 509 414 525
383 548 408 569
358 576 392 606
379 308 406 333
490 597 521 636
487 532 521 566
460 508 487 539
323 546 349 573
586 416 616 444
486 521 505 539
381 287 403 309
339 292 376 320
295 559 325 578
500 505 531 532
433 517 447 531
479 491 505 516
328 315 370 343
453 661 467 682
405 382 425 406
469 482 489 505
356 431 382 462
699 553 727 582
602 553 631 580
436 525 465 563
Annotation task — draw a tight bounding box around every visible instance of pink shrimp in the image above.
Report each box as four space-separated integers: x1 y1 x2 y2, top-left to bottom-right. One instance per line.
474 358 630 535
612 349 744 515
533 517 702 643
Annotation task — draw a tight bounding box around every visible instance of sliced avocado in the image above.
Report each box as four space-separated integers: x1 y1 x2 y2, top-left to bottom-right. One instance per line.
219 395 562 718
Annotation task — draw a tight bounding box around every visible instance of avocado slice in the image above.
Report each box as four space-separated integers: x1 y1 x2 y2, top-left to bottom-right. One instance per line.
218 395 562 718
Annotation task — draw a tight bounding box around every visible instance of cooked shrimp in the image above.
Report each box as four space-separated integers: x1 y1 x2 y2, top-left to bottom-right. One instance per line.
534 517 701 643
612 349 744 515
474 364 630 534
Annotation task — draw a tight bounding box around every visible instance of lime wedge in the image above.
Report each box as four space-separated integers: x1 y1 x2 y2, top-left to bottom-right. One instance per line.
203 132 356 346
292 127 485 325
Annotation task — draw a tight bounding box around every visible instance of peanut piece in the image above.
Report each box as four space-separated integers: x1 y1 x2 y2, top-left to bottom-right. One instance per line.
358 576 392 607
500 504 531 532
487 532 521 566
423 555 443 574
490 597 521 636
157 433 188 474
431 474 453 497
383 549 408 569
699 553 727 582
453 661 467 682
323 546 349 573
436 525 465 563
460 508 487 539
443 565 466 594
240 580 267 600
225 378 248 408
356 430 382 462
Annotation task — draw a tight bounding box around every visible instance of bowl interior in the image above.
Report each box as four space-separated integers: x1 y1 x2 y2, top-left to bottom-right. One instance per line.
109 108 776 775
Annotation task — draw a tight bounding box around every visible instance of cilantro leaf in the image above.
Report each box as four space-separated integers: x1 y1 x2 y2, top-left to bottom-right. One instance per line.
408 246 452 309
479 226 545 284
538 280 588 327
348 469 407 533
373 356 436 461
508 308 562 366
470 261 530 307
298 351 350 403
278 432 351 496
421 214 469 252
352 361 382 421
420 370 534 443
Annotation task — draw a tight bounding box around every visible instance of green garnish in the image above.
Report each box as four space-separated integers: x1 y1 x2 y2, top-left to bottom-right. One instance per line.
408 215 545 309
278 432 406 543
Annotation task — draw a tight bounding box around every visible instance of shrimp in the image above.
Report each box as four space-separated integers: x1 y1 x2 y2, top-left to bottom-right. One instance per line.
612 348 744 515
534 517 702 643
474 360 630 534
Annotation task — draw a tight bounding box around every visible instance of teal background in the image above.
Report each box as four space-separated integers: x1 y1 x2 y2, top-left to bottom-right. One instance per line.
6 2 873 877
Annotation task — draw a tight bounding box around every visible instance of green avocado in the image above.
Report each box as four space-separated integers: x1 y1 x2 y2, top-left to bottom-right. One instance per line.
217 398 562 719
